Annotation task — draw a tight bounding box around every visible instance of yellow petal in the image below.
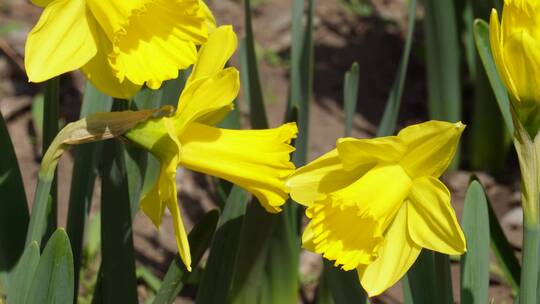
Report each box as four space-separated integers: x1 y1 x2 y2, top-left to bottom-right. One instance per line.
166 184 192 272
140 158 191 271
407 176 466 255
286 149 368 207
398 121 465 179
175 68 240 132
82 14 141 99
357 203 421 297
336 136 406 171
25 0 96 82
199 0 217 33
179 122 297 213
502 30 540 103
87 0 208 89
307 200 383 270
304 164 412 270
490 9 520 102
187 25 238 84
301 222 317 252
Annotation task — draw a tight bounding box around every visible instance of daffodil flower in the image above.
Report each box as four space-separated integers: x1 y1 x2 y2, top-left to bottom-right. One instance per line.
25 0 215 98
124 26 298 270
286 121 466 296
490 0 540 104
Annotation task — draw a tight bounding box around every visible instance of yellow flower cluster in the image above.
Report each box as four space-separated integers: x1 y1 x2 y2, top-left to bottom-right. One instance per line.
26 1 467 297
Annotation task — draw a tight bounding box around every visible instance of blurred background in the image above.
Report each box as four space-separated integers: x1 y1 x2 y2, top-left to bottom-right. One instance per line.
0 0 520 302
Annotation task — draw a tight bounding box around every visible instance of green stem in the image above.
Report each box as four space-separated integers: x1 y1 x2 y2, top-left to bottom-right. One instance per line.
43 77 60 239
24 177 53 248
512 107 540 304
521 224 538 304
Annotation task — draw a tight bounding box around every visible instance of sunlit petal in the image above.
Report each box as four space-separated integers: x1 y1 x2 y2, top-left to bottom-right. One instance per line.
86 0 207 88
286 149 370 207
179 122 297 212
336 136 406 171
398 121 465 179
304 164 412 270
175 68 240 132
187 25 237 84
25 0 96 82
407 176 466 255
357 203 421 297
82 14 141 99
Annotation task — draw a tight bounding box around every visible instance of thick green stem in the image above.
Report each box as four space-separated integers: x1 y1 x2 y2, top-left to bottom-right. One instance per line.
24 176 53 248
521 224 538 304
512 106 540 304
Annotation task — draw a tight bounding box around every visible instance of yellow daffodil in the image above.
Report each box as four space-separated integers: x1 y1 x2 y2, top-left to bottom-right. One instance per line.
490 1 540 104
124 26 298 270
286 121 467 296
25 0 215 98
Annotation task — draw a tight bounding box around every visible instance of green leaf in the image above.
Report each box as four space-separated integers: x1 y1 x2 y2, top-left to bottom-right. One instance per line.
26 229 74 304
196 187 248 303
460 180 490 304
404 250 454 304
261 205 300 304
288 0 314 166
153 209 219 304
136 266 162 293
487 191 520 294
404 251 437 304
42 77 60 238
377 0 416 136
66 82 112 298
239 0 268 130
343 62 359 137
424 0 462 122
97 108 138 303
7 242 39 304
321 260 366 304
423 0 461 168
0 111 29 288
229 202 276 303
473 19 513 133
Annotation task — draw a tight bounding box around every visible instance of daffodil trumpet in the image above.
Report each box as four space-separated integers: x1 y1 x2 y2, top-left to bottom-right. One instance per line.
490 2 540 302
286 120 466 296
25 0 216 99
123 26 298 271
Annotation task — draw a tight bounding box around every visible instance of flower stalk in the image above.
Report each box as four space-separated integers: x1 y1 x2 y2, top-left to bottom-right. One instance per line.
511 105 540 304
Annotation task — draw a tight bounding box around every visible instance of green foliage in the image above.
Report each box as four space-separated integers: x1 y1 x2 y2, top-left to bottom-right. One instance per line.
377 0 417 137
0 111 28 291
26 229 74 304
461 180 490 304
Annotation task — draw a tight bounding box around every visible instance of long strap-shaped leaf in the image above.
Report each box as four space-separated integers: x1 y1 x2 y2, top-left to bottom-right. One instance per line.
26 229 74 304
473 19 513 133
97 101 138 303
377 0 416 137
0 110 28 290
196 187 248 303
66 82 112 299
153 210 219 304
460 180 490 304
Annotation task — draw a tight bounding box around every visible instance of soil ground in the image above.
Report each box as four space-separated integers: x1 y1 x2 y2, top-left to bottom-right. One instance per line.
0 0 521 302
